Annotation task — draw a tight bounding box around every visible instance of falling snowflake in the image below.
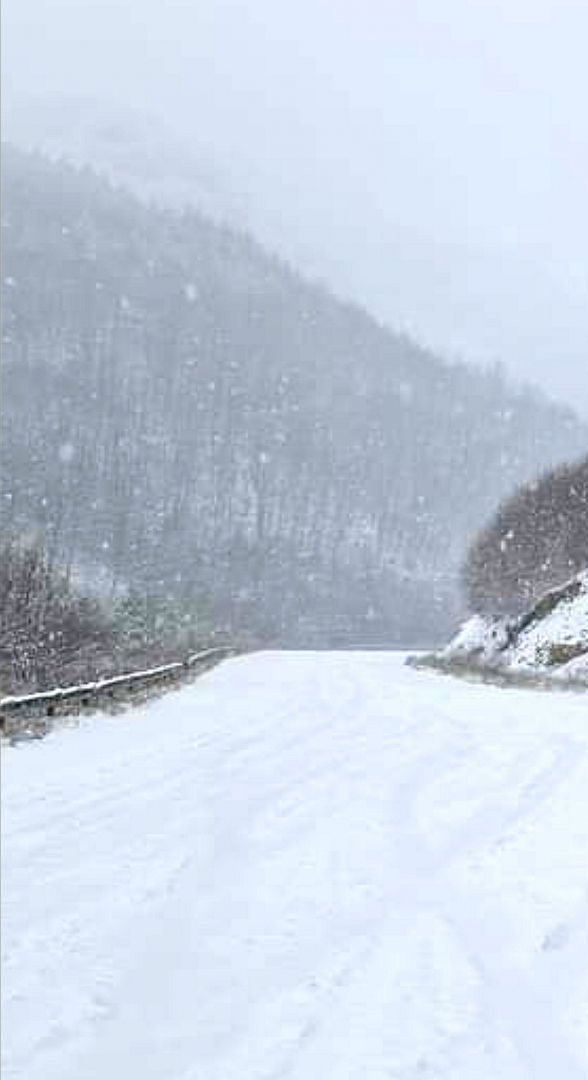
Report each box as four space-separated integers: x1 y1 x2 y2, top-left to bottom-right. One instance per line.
58 443 75 464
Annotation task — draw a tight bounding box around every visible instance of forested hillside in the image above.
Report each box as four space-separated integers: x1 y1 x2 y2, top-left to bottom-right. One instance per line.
2 145 586 646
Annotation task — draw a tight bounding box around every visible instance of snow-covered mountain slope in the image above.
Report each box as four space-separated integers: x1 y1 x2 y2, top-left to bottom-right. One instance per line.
3 652 588 1079
5 95 588 419
6 147 586 647
443 571 588 685
2 94 246 226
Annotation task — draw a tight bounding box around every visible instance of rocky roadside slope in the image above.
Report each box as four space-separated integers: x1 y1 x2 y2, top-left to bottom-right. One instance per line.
410 570 588 690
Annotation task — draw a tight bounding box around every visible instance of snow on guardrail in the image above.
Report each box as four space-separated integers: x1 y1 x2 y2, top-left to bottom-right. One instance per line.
0 645 234 732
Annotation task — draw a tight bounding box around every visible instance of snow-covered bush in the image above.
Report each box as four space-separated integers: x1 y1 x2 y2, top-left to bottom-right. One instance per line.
464 454 588 615
112 594 219 665
0 539 115 693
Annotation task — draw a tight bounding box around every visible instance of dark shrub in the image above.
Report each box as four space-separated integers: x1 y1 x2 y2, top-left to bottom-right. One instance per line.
0 539 115 692
464 454 588 615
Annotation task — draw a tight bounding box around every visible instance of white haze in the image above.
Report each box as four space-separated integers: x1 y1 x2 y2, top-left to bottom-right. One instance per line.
2 0 587 414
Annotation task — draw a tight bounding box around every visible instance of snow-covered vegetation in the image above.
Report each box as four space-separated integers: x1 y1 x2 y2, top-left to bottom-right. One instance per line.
464 454 588 614
440 571 588 686
415 456 588 687
2 145 586 649
0 540 115 694
0 540 225 696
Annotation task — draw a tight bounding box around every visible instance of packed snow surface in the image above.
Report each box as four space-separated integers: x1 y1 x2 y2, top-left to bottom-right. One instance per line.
3 651 588 1079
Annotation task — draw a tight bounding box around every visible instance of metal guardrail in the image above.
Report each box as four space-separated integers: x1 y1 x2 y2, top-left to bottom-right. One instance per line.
0 645 234 730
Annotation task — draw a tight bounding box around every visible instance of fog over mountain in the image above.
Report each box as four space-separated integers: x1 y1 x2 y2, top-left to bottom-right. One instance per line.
3 0 587 415
3 146 586 647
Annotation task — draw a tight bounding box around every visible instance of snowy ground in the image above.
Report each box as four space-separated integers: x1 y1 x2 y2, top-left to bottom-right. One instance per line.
442 570 588 683
3 651 588 1079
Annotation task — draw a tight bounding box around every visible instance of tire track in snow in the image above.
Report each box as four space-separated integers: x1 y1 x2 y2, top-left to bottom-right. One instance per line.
3 652 588 1080
389 732 588 1078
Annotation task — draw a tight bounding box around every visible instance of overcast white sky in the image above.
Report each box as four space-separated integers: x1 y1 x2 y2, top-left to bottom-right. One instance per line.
3 0 587 413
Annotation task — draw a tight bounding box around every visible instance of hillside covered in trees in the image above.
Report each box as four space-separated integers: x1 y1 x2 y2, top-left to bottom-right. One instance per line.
2 144 587 647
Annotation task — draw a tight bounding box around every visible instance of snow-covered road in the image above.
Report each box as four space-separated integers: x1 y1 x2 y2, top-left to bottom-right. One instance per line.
3 651 588 1079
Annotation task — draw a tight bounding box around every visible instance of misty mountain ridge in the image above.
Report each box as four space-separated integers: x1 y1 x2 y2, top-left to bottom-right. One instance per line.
2 143 586 646
4 92 587 418
2 93 249 230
